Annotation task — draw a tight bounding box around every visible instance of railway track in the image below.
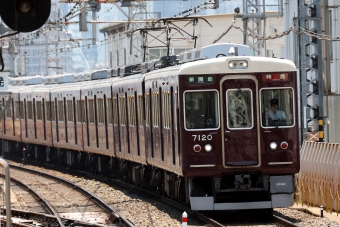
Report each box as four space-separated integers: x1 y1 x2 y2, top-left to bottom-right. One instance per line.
1 164 134 227
4 158 300 227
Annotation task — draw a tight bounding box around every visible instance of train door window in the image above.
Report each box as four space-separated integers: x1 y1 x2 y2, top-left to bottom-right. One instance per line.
36 101 42 121
144 93 150 126
67 100 73 122
58 100 64 122
128 95 135 127
162 91 170 129
119 96 126 126
152 92 159 127
137 95 143 127
226 89 253 129
27 101 33 120
98 98 104 124
107 98 113 125
88 99 94 123
184 90 219 130
260 88 294 128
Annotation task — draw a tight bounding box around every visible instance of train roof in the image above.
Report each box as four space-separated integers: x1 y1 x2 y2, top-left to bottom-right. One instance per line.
178 56 296 75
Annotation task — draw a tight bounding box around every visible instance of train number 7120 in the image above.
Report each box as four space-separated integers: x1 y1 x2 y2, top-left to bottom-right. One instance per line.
192 134 213 141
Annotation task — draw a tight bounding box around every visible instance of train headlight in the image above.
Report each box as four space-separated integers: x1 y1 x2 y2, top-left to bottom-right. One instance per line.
281 141 288 149
228 60 248 69
204 144 213 152
193 144 201 152
270 142 277 150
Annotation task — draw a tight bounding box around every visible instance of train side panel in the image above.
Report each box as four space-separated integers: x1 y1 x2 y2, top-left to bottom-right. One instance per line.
111 75 147 164
144 67 182 175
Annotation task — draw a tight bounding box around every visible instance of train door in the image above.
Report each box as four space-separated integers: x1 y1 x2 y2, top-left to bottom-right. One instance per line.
220 75 260 167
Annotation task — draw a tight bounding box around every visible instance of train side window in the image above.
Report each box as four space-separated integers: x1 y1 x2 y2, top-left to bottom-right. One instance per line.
67 100 73 122
145 93 150 126
260 88 294 128
46 101 51 121
226 89 253 129
36 101 42 121
19 101 24 119
6 99 11 118
98 98 104 124
162 91 170 129
88 99 94 123
77 101 82 123
128 95 135 127
27 101 33 120
15 101 20 119
107 98 113 125
152 92 160 127
119 96 126 126
51 101 55 121
184 90 219 130
113 97 118 125
137 95 143 127
58 100 64 122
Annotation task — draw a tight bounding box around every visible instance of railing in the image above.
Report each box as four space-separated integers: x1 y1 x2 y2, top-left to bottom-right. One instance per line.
296 141 340 215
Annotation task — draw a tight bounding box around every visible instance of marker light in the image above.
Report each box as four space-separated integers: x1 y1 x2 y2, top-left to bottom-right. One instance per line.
228 60 248 69
281 141 288 149
205 144 213 152
193 144 201 152
270 142 277 150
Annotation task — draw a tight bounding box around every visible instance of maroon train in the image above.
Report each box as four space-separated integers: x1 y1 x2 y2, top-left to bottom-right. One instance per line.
0 43 300 211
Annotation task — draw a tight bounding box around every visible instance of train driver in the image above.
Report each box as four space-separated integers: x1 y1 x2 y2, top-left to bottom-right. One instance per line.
265 99 286 123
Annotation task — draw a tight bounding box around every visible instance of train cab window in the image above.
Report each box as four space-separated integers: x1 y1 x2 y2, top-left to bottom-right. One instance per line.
184 91 219 130
227 89 253 129
261 88 294 127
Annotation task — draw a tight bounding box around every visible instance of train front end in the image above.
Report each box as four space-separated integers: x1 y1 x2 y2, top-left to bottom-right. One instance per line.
178 56 299 211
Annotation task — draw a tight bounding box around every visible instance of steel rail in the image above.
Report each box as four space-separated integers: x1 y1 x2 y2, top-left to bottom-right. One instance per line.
273 214 301 227
8 164 134 227
0 173 65 227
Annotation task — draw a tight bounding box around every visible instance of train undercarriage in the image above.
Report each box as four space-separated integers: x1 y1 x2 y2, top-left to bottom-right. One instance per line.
2 140 295 211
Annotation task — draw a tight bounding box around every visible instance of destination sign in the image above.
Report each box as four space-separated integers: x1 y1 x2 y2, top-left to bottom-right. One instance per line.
187 75 215 84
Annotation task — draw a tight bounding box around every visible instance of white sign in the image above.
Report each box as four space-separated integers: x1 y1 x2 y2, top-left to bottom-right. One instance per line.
0 72 9 90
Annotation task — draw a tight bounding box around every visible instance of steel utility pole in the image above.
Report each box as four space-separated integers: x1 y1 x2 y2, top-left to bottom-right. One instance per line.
297 0 324 142
236 0 283 56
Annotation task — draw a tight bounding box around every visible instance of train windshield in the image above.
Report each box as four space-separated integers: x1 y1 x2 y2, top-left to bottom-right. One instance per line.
184 91 219 130
260 88 294 127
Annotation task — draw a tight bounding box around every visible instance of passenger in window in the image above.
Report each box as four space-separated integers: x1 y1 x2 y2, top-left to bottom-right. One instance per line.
264 99 286 125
